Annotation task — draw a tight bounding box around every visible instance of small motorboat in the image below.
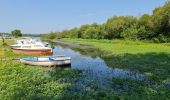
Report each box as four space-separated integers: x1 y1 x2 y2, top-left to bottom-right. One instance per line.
11 38 49 48
12 39 53 55
20 56 71 66
12 44 53 55
10 40 25 48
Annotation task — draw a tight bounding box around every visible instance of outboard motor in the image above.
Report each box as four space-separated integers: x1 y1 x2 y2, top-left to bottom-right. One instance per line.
45 43 49 47
51 46 55 49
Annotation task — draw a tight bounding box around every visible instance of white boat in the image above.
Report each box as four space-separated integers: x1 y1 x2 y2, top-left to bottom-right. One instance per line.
11 38 48 48
20 56 71 66
12 43 53 55
11 38 52 55
10 40 25 48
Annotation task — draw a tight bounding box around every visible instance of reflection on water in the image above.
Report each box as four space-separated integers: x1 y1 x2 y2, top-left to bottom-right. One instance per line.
52 45 145 91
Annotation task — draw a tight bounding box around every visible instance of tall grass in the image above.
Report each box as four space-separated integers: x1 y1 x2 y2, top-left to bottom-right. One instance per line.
0 39 26 59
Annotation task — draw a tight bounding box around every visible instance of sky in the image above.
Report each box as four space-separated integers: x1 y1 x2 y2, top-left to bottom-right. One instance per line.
0 0 167 34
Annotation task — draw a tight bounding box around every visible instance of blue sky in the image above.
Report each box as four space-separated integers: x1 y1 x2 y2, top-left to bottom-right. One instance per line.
0 0 166 34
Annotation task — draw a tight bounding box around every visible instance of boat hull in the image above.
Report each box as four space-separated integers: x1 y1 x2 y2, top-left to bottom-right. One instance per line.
12 48 53 55
20 59 71 66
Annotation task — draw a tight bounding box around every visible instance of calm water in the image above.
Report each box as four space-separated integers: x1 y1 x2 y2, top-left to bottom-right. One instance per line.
52 44 145 91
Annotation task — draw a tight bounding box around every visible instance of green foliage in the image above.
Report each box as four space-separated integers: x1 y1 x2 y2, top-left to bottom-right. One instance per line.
104 16 137 39
22 34 41 37
152 2 170 37
0 62 82 100
111 78 170 99
1 38 170 99
65 28 80 38
0 39 26 58
121 25 149 40
80 24 105 39
11 29 22 37
43 2 170 42
121 25 139 40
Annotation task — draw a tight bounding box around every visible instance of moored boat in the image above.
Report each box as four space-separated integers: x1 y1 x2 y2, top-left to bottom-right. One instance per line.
11 38 48 48
20 56 71 66
11 38 52 55
10 40 25 48
12 44 53 55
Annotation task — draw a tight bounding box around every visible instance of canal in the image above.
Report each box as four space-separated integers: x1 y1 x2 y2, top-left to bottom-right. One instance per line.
50 41 145 91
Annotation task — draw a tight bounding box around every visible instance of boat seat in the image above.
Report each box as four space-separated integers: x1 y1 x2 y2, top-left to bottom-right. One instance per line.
38 58 49 61
22 57 38 61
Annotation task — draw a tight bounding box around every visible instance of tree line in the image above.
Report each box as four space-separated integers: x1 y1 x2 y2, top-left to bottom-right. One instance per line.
42 2 170 42
0 30 22 38
1 30 41 38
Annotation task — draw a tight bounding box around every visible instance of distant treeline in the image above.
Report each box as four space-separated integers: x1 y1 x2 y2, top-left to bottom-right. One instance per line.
0 32 9 34
22 34 42 37
42 2 170 42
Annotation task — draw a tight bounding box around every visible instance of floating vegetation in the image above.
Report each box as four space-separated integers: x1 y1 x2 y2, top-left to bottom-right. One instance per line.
1 39 170 99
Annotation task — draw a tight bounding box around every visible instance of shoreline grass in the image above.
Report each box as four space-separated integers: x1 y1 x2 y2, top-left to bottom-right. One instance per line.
62 38 170 55
0 39 25 59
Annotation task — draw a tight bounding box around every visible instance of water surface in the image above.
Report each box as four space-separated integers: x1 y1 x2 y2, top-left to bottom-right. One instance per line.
52 44 145 91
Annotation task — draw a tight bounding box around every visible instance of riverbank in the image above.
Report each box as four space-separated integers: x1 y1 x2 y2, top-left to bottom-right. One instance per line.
61 38 170 79
0 39 22 59
0 39 117 99
1 39 170 99
56 38 170 98
61 38 170 55
0 39 83 99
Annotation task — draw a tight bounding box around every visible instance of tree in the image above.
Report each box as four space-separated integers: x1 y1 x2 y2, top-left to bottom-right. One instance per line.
138 14 152 30
151 2 170 37
104 16 137 39
48 32 57 39
1 34 5 45
11 29 22 37
138 14 153 39
121 25 139 40
42 2 170 42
